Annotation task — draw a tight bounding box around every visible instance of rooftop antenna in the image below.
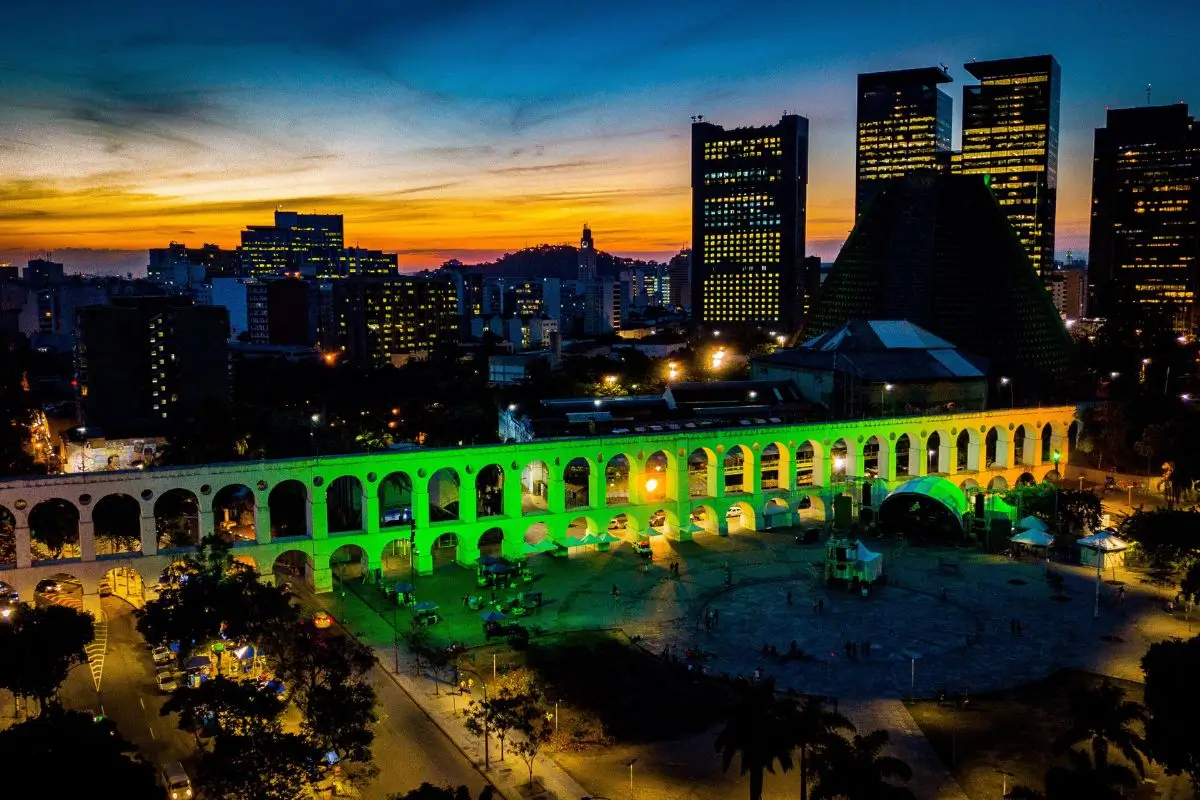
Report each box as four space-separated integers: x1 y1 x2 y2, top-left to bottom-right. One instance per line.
938 62 949 73
1147 83 1152 106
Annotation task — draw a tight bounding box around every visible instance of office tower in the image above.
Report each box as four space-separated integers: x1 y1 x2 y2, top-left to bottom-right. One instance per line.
578 225 597 281
18 280 109 350
1089 104 1200 332
1047 265 1088 320
336 247 398 278
76 298 229 433
691 113 809 330
148 243 240 287
804 174 1073 387
855 66 953 216
668 249 691 309
210 278 249 338
955 55 1061 278
333 276 459 366
239 210 345 277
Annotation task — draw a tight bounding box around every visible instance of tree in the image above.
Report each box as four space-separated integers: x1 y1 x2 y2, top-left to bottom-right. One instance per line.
464 688 526 762
0 709 161 798
809 729 915 800
1142 635 1200 789
1002 484 1101 535
0 603 94 714
787 695 854 800
303 679 378 763
513 697 555 787
714 678 795 800
1051 680 1148 776
1119 509 1200 570
1181 561 1200 605
1010 748 1139 800
161 675 284 743
196 727 315 800
388 786 495 800
0 332 43 477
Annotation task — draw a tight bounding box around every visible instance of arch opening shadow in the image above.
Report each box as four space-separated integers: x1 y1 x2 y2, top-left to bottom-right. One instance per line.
879 477 967 541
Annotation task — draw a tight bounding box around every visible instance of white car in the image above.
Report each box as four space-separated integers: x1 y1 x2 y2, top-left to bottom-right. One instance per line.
156 671 178 693
152 646 174 666
162 761 193 800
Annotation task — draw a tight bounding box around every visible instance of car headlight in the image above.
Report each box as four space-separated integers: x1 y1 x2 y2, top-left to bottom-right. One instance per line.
186 790 192 798
171 792 178 799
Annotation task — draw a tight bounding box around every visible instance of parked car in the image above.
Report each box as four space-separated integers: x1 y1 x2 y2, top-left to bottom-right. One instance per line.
161 761 193 800
0 581 18 604
382 506 413 526
152 646 174 666
632 541 653 558
156 671 178 693
97 579 112 597
726 506 742 519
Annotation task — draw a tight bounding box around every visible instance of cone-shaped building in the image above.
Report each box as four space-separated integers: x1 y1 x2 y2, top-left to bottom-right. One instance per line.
803 173 1073 392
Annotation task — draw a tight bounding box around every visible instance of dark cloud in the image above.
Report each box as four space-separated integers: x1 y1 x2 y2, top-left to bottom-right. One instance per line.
487 160 606 176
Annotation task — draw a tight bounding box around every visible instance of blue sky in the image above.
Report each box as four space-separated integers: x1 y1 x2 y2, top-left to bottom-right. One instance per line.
1 0 1197 272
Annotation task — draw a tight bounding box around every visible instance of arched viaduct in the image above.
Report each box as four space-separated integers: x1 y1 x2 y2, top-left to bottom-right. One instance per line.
0 406 1079 599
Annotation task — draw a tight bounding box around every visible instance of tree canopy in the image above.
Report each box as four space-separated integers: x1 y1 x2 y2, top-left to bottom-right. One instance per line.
1142 635 1200 789
0 603 95 714
1119 509 1200 570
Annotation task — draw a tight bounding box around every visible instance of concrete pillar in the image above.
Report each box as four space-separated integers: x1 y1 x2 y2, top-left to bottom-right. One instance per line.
456 537 481 568
363 488 380 535
503 469 523 517
308 497 328 540
940 437 957 476
79 518 96 562
412 485 431 529
255 503 272 544
916 445 929 477
459 483 478 524
775 449 795 492
996 431 1015 470
745 450 762 496
199 507 215 539
808 449 826 487
666 464 686 504
964 437 981 472
875 442 894 482
15 522 31 569
311 566 333 594
547 473 566 514
415 548 434 576
141 514 158 556
502 530 525 561
706 456 722 498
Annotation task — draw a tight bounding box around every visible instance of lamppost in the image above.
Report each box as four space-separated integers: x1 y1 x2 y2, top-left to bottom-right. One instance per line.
880 383 893 415
625 758 638 799
310 413 321 458
460 668 491 770
999 377 1014 408
997 769 1015 798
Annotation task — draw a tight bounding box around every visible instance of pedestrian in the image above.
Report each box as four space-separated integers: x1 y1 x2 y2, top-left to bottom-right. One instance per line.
787 590 793 606
713 608 720 627
704 609 712 629
1118 586 1126 604
817 598 825 614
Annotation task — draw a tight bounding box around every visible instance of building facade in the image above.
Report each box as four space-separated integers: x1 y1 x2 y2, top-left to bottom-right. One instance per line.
691 114 809 330
333 276 459 366
955 55 1061 279
239 211 345 278
855 66 953 217
1088 104 1200 332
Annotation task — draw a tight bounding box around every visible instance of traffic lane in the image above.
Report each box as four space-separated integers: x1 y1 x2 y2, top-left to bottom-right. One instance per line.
289 587 487 799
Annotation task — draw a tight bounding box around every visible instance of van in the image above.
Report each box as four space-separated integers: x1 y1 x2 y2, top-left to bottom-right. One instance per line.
161 761 193 799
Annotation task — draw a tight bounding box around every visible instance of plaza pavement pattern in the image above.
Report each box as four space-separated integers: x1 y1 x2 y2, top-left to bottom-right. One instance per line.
317 528 1194 800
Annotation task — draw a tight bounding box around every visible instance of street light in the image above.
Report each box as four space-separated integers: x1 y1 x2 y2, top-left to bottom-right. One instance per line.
999 377 1014 408
881 383 893 414
625 758 637 799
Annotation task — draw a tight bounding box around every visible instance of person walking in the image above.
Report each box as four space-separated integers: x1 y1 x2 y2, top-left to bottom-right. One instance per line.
713 608 720 628
787 590 793 606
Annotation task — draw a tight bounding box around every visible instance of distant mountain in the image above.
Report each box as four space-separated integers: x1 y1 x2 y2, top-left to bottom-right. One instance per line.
467 244 645 280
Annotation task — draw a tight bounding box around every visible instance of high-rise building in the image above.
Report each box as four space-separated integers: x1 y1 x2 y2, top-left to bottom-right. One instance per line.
334 276 459 366
954 55 1060 279
577 225 597 281
803 174 1074 391
23 258 65 285
667 249 691 309
1047 265 1088 320
1089 104 1200 332
335 247 398 278
855 66 953 216
239 211 345 277
75 298 229 433
691 114 809 330
148 243 240 288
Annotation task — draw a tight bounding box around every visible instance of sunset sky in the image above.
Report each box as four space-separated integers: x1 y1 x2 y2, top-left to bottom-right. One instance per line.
1 0 1197 273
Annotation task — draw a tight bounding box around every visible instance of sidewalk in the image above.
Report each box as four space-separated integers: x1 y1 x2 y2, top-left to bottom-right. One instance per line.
839 699 969 800
315 586 593 800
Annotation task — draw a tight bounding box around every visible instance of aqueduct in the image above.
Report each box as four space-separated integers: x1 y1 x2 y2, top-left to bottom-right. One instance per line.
0 406 1079 598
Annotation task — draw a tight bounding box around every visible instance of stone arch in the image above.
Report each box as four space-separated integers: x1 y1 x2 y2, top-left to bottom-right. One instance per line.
648 507 677 536
689 505 719 535
723 444 752 494
1067 420 1080 452
762 497 792 530
862 436 882 478
1041 423 1055 464
926 432 943 474
213 483 256 543
894 434 913 478
34 570 82 610
605 455 631 506
798 440 827 486
987 475 1009 493
1043 468 1062 483
102 565 146 605
474 464 504 518
726 500 757 534
330 542 368 582
380 471 414 527
1014 425 1030 466
797 494 825 526
954 429 974 472
687 448 716 498
830 438 853 478
959 478 981 495
642 450 670 504
0 504 14 568
760 442 789 490
29 498 80 563
92 493 142 556
273 549 312 582
478 526 505 559
1016 472 1036 486
985 427 999 468
430 532 459 570
428 468 461 521
604 512 631 539
563 457 591 510
326 475 364 533
520 460 550 514
155 488 200 550
268 480 308 540
380 537 411 578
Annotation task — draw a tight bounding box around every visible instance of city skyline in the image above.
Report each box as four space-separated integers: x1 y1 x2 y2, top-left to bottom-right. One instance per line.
2 0 1198 273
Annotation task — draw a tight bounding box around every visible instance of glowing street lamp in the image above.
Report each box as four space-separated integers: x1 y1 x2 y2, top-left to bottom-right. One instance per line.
644 478 659 494
604 375 618 385
999 376 1014 408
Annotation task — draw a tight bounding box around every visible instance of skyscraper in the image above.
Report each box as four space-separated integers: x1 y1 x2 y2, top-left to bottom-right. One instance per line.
855 66 953 216
1089 104 1200 333
239 210 345 277
955 55 1061 279
691 114 808 330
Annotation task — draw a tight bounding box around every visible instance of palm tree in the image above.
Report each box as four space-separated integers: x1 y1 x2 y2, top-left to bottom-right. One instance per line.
1052 681 1148 776
1008 748 1139 800
714 678 795 800
809 729 915 800
787 696 854 800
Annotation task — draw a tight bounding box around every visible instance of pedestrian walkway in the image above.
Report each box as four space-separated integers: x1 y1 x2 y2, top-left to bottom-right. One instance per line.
316 586 593 800
839 699 969 800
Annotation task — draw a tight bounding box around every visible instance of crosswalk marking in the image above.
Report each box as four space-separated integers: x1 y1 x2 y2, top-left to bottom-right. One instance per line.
88 614 109 691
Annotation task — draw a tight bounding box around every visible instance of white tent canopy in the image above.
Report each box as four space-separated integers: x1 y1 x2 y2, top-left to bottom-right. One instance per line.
1011 529 1054 547
1016 516 1049 532
854 542 883 583
1078 530 1128 551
